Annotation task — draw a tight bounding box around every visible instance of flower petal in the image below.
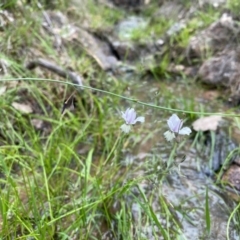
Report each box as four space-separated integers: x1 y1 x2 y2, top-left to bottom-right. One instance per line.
121 108 134 124
167 114 182 133
120 124 131 133
133 116 145 124
127 108 136 124
124 108 131 117
121 111 127 121
179 127 191 135
164 130 176 141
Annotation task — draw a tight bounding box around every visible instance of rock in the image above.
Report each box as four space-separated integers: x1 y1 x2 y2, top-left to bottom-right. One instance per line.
106 16 152 62
41 11 120 71
152 1 186 22
198 49 240 87
12 102 33 114
198 0 226 8
197 47 240 103
189 13 240 103
188 13 240 58
109 0 146 9
111 40 138 60
198 130 237 176
221 164 240 191
166 21 186 36
192 115 222 132
115 16 148 40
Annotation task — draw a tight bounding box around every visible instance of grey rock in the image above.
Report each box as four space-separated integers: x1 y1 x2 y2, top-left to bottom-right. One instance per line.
188 14 240 58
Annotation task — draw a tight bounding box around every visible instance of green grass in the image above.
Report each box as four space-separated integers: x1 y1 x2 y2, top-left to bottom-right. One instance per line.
226 0 240 15
84 0 125 30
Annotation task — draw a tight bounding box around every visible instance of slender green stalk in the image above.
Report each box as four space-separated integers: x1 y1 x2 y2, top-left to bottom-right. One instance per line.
227 202 240 240
103 133 123 165
209 131 215 171
205 187 211 235
40 154 53 220
1 77 239 117
167 142 177 168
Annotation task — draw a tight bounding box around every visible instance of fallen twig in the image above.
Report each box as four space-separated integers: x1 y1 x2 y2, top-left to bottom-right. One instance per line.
26 58 83 88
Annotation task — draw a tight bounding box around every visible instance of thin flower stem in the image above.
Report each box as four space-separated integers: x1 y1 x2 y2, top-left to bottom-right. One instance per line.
1 77 239 117
103 133 123 165
167 142 178 168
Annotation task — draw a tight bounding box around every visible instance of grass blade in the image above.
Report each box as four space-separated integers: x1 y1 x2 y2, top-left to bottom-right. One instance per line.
205 187 211 235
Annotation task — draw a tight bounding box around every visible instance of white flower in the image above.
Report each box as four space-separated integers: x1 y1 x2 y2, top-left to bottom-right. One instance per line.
120 108 145 133
164 114 191 141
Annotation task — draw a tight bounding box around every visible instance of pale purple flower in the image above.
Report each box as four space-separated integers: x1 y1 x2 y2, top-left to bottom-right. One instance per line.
164 114 191 141
120 108 145 133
